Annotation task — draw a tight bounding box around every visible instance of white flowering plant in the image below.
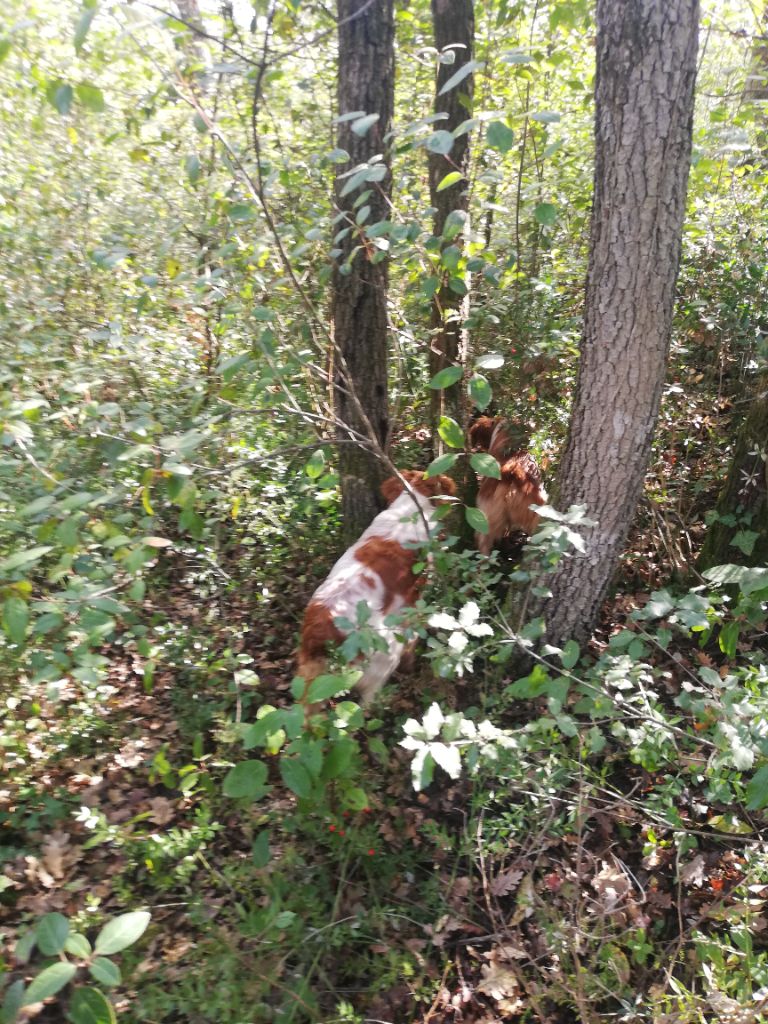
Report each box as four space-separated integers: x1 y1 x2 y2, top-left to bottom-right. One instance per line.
399 701 518 791
426 600 495 679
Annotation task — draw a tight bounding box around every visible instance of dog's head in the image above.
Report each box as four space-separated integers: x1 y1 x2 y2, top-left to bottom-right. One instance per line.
468 416 499 452
381 470 457 506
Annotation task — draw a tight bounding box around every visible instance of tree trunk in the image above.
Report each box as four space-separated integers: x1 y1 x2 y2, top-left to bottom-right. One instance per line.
537 0 699 646
698 377 768 569
333 0 395 544
428 0 474 454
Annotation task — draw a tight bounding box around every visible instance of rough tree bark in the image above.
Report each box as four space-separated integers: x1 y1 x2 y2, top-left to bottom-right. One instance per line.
538 0 700 646
333 0 395 544
428 0 474 451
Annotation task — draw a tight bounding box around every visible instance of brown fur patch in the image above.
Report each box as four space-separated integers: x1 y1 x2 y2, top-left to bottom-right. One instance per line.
297 600 345 680
476 452 546 554
354 537 420 611
380 470 457 505
469 416 498 452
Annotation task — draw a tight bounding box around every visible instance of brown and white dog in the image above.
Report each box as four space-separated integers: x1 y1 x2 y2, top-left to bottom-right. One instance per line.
469 416 547 555
297 470 456 705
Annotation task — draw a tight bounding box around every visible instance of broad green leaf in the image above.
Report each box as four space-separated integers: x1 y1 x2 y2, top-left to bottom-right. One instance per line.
436 171 462 192
35 912 70 955
89 957 121 987
746 766 768 810
47 82 74 115
438 59 483 95
425 130 454 155
425 453 459 478
74 6 97 52
2 980 25 1023
252 830 271 868
438 416 464 449
534 202 557 226
469 374 492 410
343 786 369 811
185 154 201 183
530 110 561 123
93 911 150 955
487 120 515 153
0 39 12 64
280 758 314 799
350 113 379 136
3 596 28 645
64 933 92 958
475 352 504 371
465 506 489 534
470 453 501 479
15 928 37 964
222 761 268 801
0 546 53 574
68 987 116 1024
22 962 77 1006
429 365 462 390
306 673 352 703
561 640 580 670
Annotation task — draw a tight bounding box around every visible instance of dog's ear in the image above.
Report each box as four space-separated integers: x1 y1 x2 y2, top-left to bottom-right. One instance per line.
408 473 456 499
381 476 405 506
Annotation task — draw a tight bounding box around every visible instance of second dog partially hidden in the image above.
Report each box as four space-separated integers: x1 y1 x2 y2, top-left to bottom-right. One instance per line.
469 416 547 555
297 470 456 705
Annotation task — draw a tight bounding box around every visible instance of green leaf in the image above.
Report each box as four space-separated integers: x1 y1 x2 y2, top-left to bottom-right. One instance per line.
436 171 462 192
475 352 504 370
252 830 271 868
35 913 70 955
350 113 379 136
465 506 489 534
0 545 53 574
746 766 768 811
487 120 515 153
425 130 454 155
438 416 464 449
470 453 501 479
3 596 29 645
68 987 116 1024
74 6 97 52
88 958 121 988
44 80 72 114
425 453 459 478
429 365 462 390
185 154 201 183
280 758 314 799
222 761 269 801
343 786 369 811
22 962 77 1006
93 911 150 955
530 110 561 123
561 639 580 670
534 202 557 226
469 374 492 410
438 59 483 95
306 673 352 702
2 980 25 1024
0 39 13 64
64 933 92 958
15 928 37 964
731 529 759 556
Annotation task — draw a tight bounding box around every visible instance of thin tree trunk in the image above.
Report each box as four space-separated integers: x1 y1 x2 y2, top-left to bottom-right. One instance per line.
429 0 474 451
537 0 699 646
333 0 395 544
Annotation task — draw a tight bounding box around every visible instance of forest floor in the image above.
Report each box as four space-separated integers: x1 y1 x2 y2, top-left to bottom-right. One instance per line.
3 502 766 1024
